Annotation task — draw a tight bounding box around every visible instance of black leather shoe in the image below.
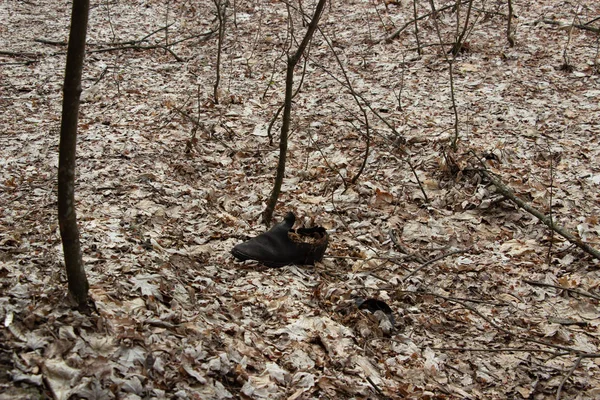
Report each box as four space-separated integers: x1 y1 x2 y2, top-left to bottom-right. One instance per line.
231 212 328 267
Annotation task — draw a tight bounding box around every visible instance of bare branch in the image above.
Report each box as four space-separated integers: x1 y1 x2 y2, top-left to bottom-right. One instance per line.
480 168 600 261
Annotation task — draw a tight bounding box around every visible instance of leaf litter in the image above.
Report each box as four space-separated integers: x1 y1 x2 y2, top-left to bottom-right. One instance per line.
1 0 600 399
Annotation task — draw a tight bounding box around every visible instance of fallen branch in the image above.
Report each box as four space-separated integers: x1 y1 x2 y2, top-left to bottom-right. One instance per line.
447 296 584 354
389 229 427 263
431 347 568 355
541 19 600 34
383 289 510 307
364 375 386 398
0 50 37 66
426 293 600 363
80 29 215 61
585 16 600 26
105 22 176 46
480 168 600 261
87 43 184 61
556 355 582 400
34 38 67 46
523 279 600 301
0 50 38 58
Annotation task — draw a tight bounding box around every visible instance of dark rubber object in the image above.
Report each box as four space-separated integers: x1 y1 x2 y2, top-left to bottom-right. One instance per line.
231 212 328 268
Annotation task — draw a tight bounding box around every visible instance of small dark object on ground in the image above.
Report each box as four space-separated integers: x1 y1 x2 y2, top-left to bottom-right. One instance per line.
356 298 396 325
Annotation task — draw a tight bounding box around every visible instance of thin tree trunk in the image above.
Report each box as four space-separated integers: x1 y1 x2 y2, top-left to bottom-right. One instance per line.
507 0 515 47
263 0 327 225
263 59 295 224
412 0 422 55
451 0 473 55
58 0 90 307
213 0 227 104
428 0 461 151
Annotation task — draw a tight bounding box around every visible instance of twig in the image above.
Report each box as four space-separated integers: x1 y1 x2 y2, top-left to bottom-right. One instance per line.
87 43 184 61
307 131 349 188
556 355 582 400
168 30 217 46
480 168 600 261
317 25 371 185
379 0 471 43
523 279 600 301
86 29 215 61
164 0 170 52
172 106 232 150
403 249 469 281
34 38 67 46
450 0 474 56
0 62 36 66
350 106 371 185
389 229 427 263
405 153 429 203
327 255 412 262
431 347 568 355
102 22 176 46
546 143 555 267
261 28 288 102
104 0 117 43
547 317 588 327
393 52 407 110
414 291 508 307
447 296 585 354
329 190 383 259
0 50 38 58
0 50 37 65
427 0 460 151
541 19 600 34
365 375 387 398
212 0 228 103
585 16 600 26
311 61 428 201
266 45 310 144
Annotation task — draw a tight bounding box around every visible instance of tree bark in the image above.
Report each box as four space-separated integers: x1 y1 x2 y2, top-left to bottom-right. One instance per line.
263 0 327 225
213 0 227 104
58 0 90 307
507 0 515 47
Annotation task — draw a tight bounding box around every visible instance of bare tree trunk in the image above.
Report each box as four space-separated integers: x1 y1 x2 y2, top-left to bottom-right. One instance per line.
165 0 170 53
450 0 473 55
263 0 327 225
58 0 90 308
506 0 515 47
213 0 227 104
428 0 461 151
412 0 422 55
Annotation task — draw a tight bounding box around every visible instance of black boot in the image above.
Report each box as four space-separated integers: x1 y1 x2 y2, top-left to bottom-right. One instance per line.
231 212 328 267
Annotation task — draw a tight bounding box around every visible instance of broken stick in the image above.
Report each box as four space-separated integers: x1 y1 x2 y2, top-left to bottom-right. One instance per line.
480 168 600 261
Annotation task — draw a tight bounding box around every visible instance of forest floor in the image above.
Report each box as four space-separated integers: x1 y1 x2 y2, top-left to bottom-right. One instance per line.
1 0 600 399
